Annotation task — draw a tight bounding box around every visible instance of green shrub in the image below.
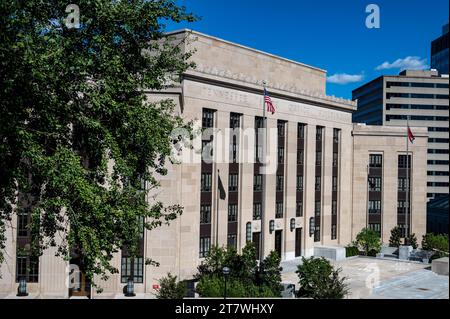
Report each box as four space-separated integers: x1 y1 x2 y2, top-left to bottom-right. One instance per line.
389 226 402 247
355 228 381 256
422 233 449 260
296 257 348 299
406 233 418 249
155 273 186 299
345 245 359 257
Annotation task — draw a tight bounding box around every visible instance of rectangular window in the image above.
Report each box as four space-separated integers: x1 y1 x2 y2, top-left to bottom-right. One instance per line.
199 237 211 258
230 113 241 129
121 257 143 283
333 152 338 167
296 201 303 217
333 128 340 143
278 147 285 163
296 175 303 191
315 176 321 191
276 202 283 218
297 149 304 165
253 203 262 220
332 200 337 215
332 176 338 191
314 201 321 217
397 200 409 214
368 177 381 191
200 204 211 224
277 121 285 137
398 155 411 168
227 234 237 249
253 174 262 191
202 109 214 128
276 175 284 192
369 154 382 168
368 200 381 214
298 124 305 139
331 224 337 240
229 174 238 192
16 256 39 283
316 127 323 141
398 177 409 191
201 173 212 192
17 211 29 237
368 223 381 236
228 204 237 222
316 151 322 166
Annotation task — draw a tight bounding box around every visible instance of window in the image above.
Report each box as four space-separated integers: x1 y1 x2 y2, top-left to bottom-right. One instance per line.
229 174 238 192
276 202 283 218
332 200 337 215
202 109 214 128
199 237 211 258
332 176 338 191
278 147 285 163
227 234 237 249
315 151 322 166
296 201 303 217
298 124 305 139
253 175 262 191
201 173 212 192
228 204 237 222
202 140 213 161
316 127 323 141
315 176 321 191
368 177 381 191
368 200 381 214
398 177 409 191
314 201 321 217
231 137 238 163
368 223 381 235
230 113 241 129
397 200 409 214
253 203 262 220
277 121 285 137
255 117 264 129
276 175 284 192
121 257 143 283
200 205 211 224
333 152 338 167
331 224 337 240
398 155 411 168
16 256 39 283
296 175 303 192
17 211 29 237
369 154 382 168
297 149 304 165
333 129 340 143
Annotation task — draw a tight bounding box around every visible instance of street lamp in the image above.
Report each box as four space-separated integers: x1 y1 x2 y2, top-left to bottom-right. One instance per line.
309 217 315 237
17 277 28 297
246 222 252 242
125 277 136 297
222 267 230 299
269 220 275 234
290 218 296 232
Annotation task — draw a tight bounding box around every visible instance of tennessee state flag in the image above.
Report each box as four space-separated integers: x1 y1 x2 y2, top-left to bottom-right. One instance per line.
407 125 415 143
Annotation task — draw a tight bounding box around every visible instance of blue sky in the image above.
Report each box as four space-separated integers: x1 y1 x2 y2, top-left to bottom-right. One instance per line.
166 0 448 99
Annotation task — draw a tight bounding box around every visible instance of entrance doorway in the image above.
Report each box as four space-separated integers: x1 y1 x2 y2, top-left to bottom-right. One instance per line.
295 228 302 257
274 230 282 258
69 257 91 298
252 232 261 260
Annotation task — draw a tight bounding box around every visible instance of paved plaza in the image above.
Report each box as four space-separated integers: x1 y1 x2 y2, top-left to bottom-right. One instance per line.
281 256 449 299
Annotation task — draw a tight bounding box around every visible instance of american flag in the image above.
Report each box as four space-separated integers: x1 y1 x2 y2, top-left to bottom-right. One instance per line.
264 88 276 114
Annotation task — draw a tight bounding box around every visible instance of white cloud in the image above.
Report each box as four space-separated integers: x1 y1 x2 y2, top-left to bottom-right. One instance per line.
326 73 364 85
375 56 428 71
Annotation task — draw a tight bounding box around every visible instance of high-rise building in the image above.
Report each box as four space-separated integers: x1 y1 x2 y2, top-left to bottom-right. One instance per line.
352 69 449 200
431 23 449 75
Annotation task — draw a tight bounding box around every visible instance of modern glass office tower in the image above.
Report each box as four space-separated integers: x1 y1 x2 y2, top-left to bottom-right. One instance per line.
431 23 449 75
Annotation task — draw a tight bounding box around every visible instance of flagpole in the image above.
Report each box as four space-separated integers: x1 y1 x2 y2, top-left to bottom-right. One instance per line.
260 81 267 264
405 118 410 242
216 168 220 246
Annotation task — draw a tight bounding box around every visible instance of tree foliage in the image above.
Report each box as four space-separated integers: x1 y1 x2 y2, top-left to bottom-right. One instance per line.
355 228 381 256
0 0 196 282
296 257 348 299
195 243 283 297
155 273 186 299
389 226 402 247
422 233 449 259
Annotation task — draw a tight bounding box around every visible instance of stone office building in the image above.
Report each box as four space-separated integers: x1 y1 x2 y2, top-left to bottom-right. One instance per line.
0 30 428 298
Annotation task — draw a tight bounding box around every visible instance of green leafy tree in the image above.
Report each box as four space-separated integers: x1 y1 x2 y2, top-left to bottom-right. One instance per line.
355 228 381 256
407 233 418 249
389 226 402 247
296 257 348 299
155 273 186 299
259 250 283 296
0 0 197 283
422 233 449 259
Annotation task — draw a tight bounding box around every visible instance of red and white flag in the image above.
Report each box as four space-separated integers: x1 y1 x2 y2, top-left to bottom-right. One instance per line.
407 125 415 143
264 88 276 114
